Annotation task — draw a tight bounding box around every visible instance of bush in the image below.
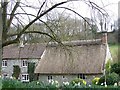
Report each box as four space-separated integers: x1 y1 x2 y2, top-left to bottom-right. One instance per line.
46 80 60 90
105 59 111 74
2 78 24 89
12 65 21 79
98 72 119 85
26 81 46 89
111 62 120 76
62 81 74 89
92 77 100 85
71 78 86 87
28 62 36 82
2 78 46 89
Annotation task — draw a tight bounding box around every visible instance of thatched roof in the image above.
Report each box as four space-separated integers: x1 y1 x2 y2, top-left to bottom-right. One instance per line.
35 40 107 74
3 44 45 59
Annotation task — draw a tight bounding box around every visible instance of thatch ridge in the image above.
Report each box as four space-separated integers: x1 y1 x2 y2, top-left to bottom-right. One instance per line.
47 39 102 47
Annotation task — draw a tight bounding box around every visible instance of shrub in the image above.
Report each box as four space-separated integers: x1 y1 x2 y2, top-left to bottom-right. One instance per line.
111 62 120 76
26 81 46 88
92 77 100 85
98 72 119 85
12 65 21 79
0 76 2 90
28 62 36 82
2 79 46 89
46 80 60 90
2 78 24 89
71 78 86 87
105 59 111 74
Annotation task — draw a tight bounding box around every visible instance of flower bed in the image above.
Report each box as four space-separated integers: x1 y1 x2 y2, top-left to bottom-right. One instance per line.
1 77 120 90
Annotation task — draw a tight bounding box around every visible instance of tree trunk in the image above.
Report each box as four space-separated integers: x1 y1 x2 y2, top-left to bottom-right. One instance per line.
0 8 3 89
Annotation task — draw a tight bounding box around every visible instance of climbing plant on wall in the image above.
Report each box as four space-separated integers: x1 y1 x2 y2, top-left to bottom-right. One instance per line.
12 65 21 79
28 62 36 82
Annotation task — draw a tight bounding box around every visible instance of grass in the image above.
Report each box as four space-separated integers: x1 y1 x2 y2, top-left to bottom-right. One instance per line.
109 43 120 63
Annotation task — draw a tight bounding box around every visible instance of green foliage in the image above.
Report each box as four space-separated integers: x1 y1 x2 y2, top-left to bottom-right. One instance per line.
71 78 86 86
111 62 120 76
0 76 2 90
26 81 46 88
46 80 59 89
12 65 21 79
109 44 120 63
105 59 111 74
2 79 46 89
2 78 24 89
98 72 119 85
62 82 74 89
92 77 100 85
28 62 36 82
1 78 120 89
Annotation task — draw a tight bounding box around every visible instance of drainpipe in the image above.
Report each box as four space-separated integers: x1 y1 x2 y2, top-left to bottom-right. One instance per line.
100 18 108 87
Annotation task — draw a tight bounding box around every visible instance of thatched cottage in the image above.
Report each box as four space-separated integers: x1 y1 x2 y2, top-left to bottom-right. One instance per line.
35 34 112 84
2 44 45 82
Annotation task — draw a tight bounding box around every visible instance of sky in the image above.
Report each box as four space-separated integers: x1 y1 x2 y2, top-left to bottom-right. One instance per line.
20 0 119 19
8 0 120 30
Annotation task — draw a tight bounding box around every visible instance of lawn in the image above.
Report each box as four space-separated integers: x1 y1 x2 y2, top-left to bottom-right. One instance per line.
109 43 120 63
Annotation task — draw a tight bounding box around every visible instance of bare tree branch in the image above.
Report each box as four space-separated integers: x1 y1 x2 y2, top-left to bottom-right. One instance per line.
37 0 47 16
57 7 91 25
7 1 20 29
16 1 69 40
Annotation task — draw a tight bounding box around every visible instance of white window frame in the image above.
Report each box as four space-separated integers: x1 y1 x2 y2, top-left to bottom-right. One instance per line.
21 74 29 82
2 60 7 67
22 60 28 67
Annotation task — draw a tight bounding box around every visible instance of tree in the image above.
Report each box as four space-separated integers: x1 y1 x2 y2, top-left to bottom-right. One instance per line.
1 0 108 47
0 0 108 75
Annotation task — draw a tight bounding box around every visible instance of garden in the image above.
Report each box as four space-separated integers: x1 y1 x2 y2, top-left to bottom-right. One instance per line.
1 62 120 90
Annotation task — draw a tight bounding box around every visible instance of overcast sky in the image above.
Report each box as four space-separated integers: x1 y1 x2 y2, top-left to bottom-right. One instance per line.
21 0 119 19
9 0 119 29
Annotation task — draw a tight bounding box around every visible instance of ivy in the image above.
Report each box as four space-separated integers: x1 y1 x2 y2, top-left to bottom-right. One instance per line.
12 65 21 79
28 62 36 82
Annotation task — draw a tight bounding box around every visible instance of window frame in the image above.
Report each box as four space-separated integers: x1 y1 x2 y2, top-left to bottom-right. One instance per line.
21 74 29 82
22 60 28 67
2 60 7 67
48 75 52 80
77 74 86 79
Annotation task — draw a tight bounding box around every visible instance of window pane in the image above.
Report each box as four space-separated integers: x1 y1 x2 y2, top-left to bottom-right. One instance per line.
48 76 52 80
22 60 27 66
2 60 7 67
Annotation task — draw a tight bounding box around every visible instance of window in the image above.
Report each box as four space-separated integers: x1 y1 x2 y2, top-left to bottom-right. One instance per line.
78 74 85 79
21 74 29 82
22 60 28 67
48 76 52 80
2 60 7 67
62 76 65 79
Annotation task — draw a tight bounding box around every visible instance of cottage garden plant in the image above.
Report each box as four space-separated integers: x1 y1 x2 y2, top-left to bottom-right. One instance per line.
1 77 120 89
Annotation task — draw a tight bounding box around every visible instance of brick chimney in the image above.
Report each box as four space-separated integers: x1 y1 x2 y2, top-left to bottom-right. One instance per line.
101 33 107 44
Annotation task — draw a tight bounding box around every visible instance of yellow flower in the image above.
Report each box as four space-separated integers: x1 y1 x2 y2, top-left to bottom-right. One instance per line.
82 80 86 85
